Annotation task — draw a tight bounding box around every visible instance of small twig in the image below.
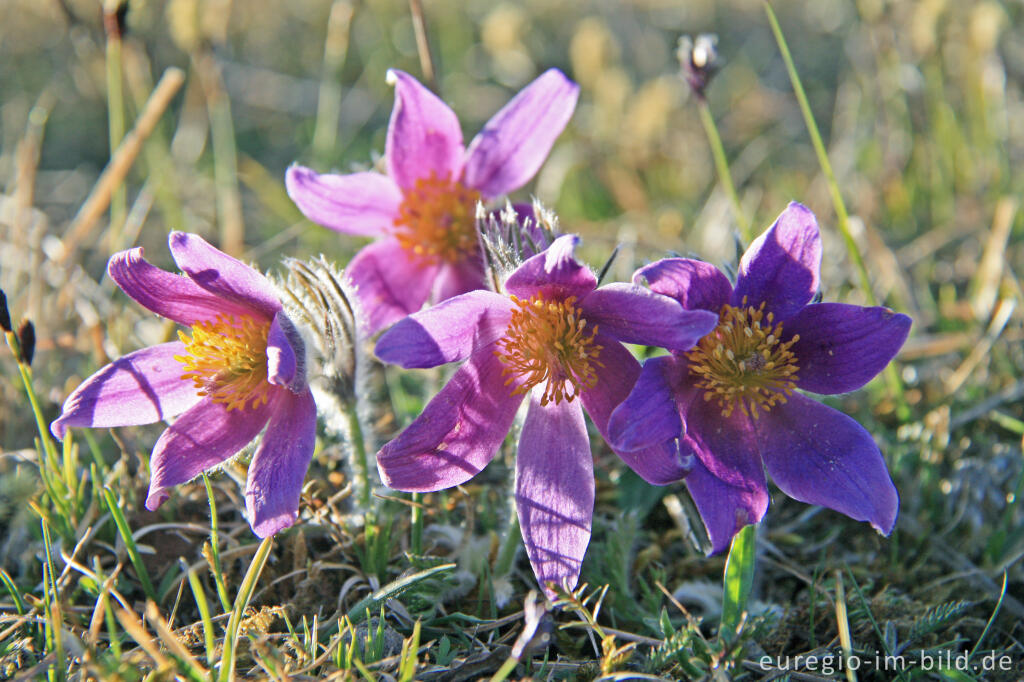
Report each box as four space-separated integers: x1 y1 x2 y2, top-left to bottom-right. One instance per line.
408 0 437 92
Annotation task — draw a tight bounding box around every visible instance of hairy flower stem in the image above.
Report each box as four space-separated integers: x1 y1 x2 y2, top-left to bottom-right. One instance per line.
764 1 908 417
411 492 424 556
493 514 521 578
698 98 751 243
346 407 374 517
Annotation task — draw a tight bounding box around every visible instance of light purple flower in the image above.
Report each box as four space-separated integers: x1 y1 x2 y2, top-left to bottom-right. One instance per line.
373 235 719 594
286 69 579 334
51 233 317 538
608 203 912 553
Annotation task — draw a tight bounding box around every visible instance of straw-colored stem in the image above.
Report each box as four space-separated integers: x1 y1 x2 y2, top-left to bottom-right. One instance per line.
312 0 354 164
409 0 438 92
698 99 751 243
195 51 245 257
104 7 127 251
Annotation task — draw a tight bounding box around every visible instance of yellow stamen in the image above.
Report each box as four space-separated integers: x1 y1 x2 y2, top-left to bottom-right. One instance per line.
494 294 603 406
175 314 272 411
393 171 482 264
685 297 800 419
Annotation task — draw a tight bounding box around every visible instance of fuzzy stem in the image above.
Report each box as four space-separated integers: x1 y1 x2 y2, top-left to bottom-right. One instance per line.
494 514 521 577
346 407 373 515
698 98 751 243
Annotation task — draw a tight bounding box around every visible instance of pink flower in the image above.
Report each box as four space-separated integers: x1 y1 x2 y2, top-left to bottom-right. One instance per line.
51 233 317 538
286 69 579 334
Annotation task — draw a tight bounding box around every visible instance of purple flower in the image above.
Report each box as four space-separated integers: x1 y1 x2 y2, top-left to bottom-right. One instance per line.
608 203 912 553
286 69 579 334
373 235 719 594
51 233 317 538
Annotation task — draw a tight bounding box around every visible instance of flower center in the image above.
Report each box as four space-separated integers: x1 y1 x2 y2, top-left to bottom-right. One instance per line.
175 314 272 411
393 171 482 264
685 298 800 419
494 294 603 406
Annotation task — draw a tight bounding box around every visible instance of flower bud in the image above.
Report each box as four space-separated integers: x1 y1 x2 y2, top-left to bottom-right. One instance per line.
0 289 11 332
17 319 35 366
677 34 720 99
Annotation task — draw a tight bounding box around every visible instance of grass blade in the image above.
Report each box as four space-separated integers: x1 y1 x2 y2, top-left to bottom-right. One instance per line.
720 523 756 644
218 536 275 682
102 486 157 602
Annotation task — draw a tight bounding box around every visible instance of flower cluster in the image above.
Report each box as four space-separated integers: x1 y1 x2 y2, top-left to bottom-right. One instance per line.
50 66 911 599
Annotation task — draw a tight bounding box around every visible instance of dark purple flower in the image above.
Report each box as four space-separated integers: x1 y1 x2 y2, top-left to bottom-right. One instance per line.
51 233 317 538
372 235 719 594
286 69 579 334
608 203 912 553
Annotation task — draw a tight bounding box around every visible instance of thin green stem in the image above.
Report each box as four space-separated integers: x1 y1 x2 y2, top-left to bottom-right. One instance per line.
764 1 908 417
203 473 233 613
698 99 751 242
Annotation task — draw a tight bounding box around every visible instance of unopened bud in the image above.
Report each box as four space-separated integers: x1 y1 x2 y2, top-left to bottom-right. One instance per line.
677 34 720 99
17 319 35 366
0 289 11 332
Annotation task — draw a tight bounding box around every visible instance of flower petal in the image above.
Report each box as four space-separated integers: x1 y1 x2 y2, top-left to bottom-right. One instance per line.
346 238 438 335
516 392 593 596
108 247 252 325
146 395 276 510
376 345 525 491
168 232 281 320
385 69 464 190
432 258 487 303
51 342 202 441
504 234 596 302
732 202 821 320
245 389 317 537
285 165 401 236
759 394 899 534
462 69 579 198
266 312 307 392
680 383 768 494
785 303 912 394
582 337 693 484
374 290 513 369
685 456 769 555
633 258 732 313
580 282 718 351
607 355 684 453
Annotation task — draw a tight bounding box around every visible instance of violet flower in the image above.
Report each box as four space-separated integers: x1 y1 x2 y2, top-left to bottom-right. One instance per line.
51 233 316 538
608 203 911 552
373 235 718 593
286 69 579 334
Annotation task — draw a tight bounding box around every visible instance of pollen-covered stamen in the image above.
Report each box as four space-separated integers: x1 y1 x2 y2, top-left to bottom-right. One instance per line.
494 294 604 406
175 314 272 411
685 297 800 419
393 171 482 264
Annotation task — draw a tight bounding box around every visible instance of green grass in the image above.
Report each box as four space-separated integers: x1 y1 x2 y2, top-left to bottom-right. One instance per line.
1 0 1023 679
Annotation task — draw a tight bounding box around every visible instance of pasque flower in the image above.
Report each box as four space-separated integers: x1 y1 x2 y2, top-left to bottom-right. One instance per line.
286 69 579 334
608 203 911 553
373 235 719 593
51 233 317 538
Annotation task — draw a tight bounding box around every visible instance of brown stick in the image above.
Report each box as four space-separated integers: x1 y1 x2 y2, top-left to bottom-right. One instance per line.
59 67 185 261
